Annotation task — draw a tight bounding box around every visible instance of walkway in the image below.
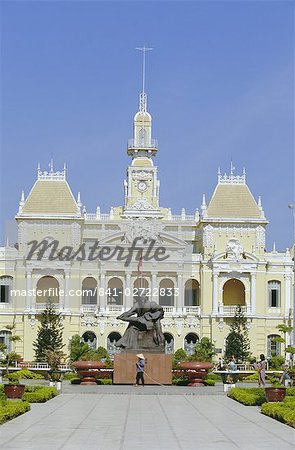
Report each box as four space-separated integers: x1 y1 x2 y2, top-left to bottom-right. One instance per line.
0 386 294 449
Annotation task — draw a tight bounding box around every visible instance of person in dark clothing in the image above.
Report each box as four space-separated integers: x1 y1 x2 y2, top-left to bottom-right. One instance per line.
135 354 145 386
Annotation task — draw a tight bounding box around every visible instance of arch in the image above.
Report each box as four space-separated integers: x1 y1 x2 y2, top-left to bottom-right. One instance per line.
82 331 97 350
133 278 149 303
107 277 123 305
223 279 245 306
184 333 199 356
0 329 12 353
0 276 13 303
36 276 59 303
164 332 174 354
267 334 281 357
184 279 200 306
107 332 122 356
81 277 97 305
159 279 174 306
268 280 281 308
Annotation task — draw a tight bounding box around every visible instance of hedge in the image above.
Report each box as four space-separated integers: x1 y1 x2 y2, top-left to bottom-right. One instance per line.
22 387 57 403
228 388 266 405
0 401 30 424
261 400 295 428
7 370 44 381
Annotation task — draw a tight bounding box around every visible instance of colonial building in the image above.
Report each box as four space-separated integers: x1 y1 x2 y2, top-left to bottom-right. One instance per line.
0 82 293 362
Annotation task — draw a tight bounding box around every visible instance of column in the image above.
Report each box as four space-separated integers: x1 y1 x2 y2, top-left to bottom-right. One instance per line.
212 271 218 314
100 271 106 312
284 273 291 316
25 270 32 312
176 273 183 313
64 271 70 311
251 272 256 315
125 272 132 310
151 272 158 303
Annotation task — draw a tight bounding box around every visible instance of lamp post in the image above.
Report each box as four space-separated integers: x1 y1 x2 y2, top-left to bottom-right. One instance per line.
288 204 295 345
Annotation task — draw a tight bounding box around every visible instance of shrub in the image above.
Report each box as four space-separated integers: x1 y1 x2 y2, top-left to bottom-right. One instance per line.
228 387 266 406
24 385 44 393
205 373 221 382
0 401 30 424
269 355 284 370
203 379 215 386
286 387 295 396
243 373 258 382
261 400 295 428
172 375 190 386
172 349 187 369
97 378 112 385
7 369 44 381
63 372 79 381
22 387 57 403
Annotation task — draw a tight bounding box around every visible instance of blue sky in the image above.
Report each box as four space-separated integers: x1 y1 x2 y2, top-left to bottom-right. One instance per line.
1 1 294 250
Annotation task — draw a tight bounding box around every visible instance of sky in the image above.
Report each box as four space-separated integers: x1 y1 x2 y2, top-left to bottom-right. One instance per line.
1 1 294 251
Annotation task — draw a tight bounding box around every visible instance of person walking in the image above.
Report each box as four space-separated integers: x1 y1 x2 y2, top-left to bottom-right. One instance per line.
256 354 266 387
135 354 145 386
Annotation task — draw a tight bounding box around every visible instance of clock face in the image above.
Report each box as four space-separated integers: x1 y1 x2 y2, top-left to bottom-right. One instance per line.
137 181 147 192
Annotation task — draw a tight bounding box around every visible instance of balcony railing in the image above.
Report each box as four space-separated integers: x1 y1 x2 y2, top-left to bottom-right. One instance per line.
219 305 250 316
127 138 158 150
80 305 97 314
183 306 201 316
162 306 175 314
31 303 60 312
106 305 124 313
0 303 12 309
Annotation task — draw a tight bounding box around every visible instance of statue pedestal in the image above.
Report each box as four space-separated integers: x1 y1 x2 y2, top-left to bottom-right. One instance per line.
113 353 172 385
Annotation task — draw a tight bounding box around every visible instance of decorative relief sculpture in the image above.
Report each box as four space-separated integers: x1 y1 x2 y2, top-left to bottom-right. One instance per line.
225 239 245 260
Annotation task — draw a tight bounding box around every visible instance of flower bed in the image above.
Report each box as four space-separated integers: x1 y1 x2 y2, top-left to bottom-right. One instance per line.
0 401 30 424
6 370 44 381
22 387 57 403
261 397 295 428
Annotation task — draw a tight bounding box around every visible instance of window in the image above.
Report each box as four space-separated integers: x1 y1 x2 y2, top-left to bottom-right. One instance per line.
0 330 12 353
268 281 280 308
267 334 281 357
0 276 13 303
159 279 174 306
107 278 123 305
82 277 97 305
184 279 200 306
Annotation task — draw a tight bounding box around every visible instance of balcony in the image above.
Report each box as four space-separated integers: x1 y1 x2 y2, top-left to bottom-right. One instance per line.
106 305 124 314
162 306 175 315
0 303 12 310
183 306 201 316
80 305 98 315
218 305 250 317
31 303 60 312
127 138 158 151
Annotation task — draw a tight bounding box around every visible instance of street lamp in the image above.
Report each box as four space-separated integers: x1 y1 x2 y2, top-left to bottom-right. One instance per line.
288 204 295 345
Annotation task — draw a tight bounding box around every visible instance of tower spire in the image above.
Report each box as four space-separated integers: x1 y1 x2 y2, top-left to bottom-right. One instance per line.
136 46 153 113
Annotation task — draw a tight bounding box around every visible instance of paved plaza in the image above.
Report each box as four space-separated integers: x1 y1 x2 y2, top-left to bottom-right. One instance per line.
0 384 294 450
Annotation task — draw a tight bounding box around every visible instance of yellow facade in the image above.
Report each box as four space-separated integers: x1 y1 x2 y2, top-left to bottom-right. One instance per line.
0 92 293 363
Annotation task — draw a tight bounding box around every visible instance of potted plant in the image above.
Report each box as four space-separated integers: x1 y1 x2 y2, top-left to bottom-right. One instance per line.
178 338 214 386
46 350 64 389
4 377 26 399
72 347 108 385
265 376 286 402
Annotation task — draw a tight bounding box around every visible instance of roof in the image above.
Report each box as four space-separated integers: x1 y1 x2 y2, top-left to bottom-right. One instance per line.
206 183 262 219
22 180 79 215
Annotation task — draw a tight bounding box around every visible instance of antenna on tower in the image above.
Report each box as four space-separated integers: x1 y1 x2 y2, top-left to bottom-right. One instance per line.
136 46 153 113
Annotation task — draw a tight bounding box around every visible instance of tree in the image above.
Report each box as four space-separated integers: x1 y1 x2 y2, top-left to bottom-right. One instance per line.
33 301 64 362
191 337 215 362
225 306 250 362
68 335 89 362
275 323 295 366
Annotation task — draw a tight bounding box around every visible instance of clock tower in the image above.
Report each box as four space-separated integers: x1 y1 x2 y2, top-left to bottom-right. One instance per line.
122 49 162 218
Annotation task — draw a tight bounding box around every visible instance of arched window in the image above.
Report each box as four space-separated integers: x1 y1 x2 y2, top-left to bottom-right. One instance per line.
184 333 199 356
267 334 281 357
268 281 280 308
223 279 245 306
159 279 174 306
107 277 123 305
0 330 12 353
107 332 122 356
81 277 97 305
164 333 174 354
82 331 97 350
184 279 200 306
36 276 59 303
133 278 149 303
0 276 13 304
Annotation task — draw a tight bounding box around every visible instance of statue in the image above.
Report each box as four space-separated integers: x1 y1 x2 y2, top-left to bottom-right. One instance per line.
115 295 165 352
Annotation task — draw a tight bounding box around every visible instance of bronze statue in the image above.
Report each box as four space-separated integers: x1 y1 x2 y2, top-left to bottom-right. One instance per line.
116 296 165 352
